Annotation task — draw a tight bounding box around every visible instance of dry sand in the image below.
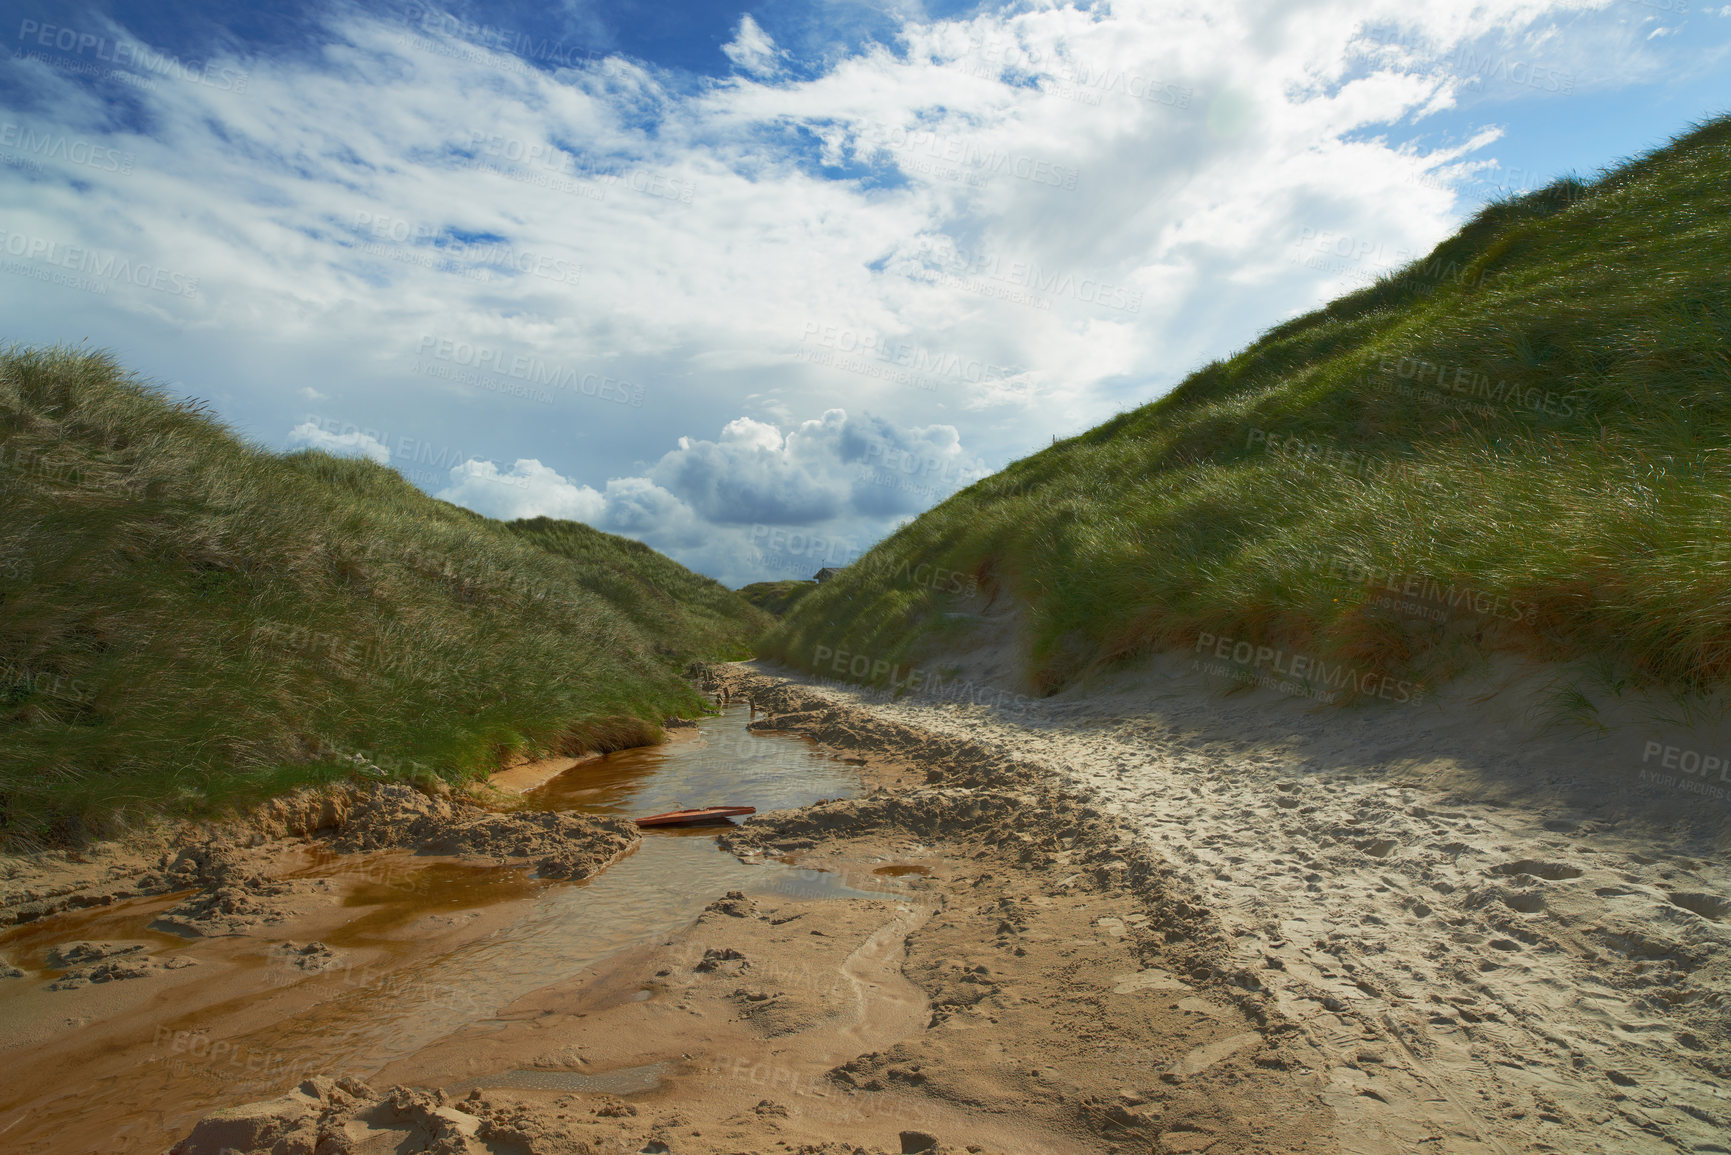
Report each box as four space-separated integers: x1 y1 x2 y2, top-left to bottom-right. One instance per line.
727 648 1731 1154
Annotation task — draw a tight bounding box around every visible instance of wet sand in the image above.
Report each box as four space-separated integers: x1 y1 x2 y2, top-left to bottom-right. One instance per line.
153 686 1338 1155
5 689 1352 1154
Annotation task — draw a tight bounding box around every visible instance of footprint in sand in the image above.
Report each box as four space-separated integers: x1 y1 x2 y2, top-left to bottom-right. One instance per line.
1665 892 1729 921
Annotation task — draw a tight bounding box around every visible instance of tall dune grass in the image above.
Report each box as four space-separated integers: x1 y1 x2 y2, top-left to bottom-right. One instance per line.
764 115 1731 699
0 346 766 846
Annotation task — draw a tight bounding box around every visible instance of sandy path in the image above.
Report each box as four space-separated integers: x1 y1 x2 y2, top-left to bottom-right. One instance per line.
736 660 1731 1155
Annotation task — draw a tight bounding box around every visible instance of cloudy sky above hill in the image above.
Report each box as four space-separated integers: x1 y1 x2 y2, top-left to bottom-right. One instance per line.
3 0 1729 584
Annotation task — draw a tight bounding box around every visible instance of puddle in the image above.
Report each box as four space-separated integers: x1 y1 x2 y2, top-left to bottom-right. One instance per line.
755 864 899 901
0 893 190 973
873 864 932 878
0 704 875 1153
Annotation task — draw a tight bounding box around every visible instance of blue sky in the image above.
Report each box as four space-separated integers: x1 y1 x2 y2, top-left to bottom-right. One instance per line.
2 0 1728 585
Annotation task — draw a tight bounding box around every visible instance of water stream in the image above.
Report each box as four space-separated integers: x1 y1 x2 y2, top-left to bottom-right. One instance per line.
0 703 884 1153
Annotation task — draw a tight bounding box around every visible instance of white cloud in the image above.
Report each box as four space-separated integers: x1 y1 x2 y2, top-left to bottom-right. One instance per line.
6 0 1727 584
722 14 784 76
418 406 987 585
285 421 390 464
435 458 605 522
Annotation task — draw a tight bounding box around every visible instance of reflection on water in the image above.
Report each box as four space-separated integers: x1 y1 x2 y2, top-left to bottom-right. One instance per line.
329 863 540 945
527 705 862 825
0 703 877 1154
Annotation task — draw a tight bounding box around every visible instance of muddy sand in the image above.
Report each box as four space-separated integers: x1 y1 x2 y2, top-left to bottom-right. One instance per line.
4 655 1725 1153
1 687 1337 1154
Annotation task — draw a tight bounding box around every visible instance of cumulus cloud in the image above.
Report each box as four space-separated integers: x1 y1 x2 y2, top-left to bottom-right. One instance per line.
408 407 987 584
435 459 605 523
285 421 390 464
647 408 984 526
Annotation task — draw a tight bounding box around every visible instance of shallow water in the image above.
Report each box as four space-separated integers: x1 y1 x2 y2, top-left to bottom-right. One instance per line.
0 704 881 1153
525 705 862 821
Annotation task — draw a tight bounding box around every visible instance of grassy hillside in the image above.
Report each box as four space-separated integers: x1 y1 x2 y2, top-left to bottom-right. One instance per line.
737 579 819 616
0 346 767 846
765 115 1731 702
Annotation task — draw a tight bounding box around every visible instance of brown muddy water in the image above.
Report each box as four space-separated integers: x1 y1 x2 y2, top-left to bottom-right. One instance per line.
0 705 887 1154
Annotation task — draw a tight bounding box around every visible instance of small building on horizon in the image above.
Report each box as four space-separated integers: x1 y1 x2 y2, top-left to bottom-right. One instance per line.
813 567 840 583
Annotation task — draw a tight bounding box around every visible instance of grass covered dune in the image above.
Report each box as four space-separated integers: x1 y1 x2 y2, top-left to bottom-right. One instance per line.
765 115 1731 702
0 346 767 846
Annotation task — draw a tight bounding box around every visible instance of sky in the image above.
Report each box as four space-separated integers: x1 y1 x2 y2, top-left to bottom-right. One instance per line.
2 0 1728 587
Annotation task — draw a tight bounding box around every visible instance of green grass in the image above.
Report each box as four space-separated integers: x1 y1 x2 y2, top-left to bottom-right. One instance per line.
0 346 768 846
765 114 1731 700
736 580 819 616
